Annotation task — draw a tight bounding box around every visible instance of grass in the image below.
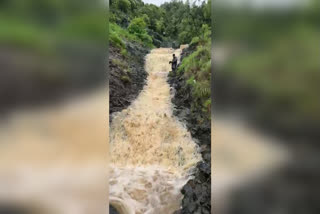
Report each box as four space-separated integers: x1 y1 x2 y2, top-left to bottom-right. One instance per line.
109 22 154 51
0 16 54 54
111 58 131 73
224 27 320 126
120 75 131 83
178 38 211 117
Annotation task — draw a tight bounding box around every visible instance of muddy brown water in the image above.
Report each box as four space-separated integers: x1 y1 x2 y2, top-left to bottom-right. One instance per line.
0 47 290 214
109 48 202 214
0 90 108 214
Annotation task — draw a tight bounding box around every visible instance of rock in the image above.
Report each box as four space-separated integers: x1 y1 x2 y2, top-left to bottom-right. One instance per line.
109 205 119 214
202 151 211 163
168 46 211 214
201 207 211 214
198 162 211 175
109 43 149 118
181 182 193 196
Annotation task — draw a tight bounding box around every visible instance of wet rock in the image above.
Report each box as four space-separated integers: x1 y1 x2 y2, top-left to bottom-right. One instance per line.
174 210 182 214
199 162 211 175
202 151 211 164
186 201 197 213
109 205 119 214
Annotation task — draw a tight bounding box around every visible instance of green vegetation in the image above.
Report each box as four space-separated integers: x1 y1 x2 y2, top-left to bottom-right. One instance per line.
0 16 53 53
120 75 131 83
0 0 105 54
0 0 212 117
110 0 158 49
111 58 129 71
161 0 211 44
110 0 212 119
109 0 212 49
178 24 211 117
216 0 320 132
128 17 153 45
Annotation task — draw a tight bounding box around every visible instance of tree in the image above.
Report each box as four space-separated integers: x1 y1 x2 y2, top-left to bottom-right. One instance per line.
117 0 131 13
128 17 147 34
128 17 153 44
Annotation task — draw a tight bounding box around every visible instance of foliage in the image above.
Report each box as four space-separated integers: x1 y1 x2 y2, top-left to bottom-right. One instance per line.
137 4 165 34
110 0 211 47
0 0 105 53
161 0 211 44
178 25 211 117
216 6 320 131
128 17 147 34
226 27 320 126
116 0 131 13
110 22 153 53
0 16 52 53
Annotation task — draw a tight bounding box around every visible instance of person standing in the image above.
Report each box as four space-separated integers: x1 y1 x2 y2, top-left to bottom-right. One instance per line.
169 54 178 72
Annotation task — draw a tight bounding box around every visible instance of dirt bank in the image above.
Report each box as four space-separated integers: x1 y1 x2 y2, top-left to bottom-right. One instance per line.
0 46 104 114
109 42 149 116
168 46 211 214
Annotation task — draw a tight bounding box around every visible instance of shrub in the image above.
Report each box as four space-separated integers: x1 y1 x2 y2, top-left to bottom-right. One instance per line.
128 17 147 35
178 31 192 44
128 18 153 47
110 31 125 49
111 58 128 70
190 36 200 46
138 33 153 45
117 0 131 12
120 75 131 83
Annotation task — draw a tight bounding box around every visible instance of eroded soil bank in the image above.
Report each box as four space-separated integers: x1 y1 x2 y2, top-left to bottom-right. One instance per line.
0 46 104 114
168 46 211 214
109 43 149 116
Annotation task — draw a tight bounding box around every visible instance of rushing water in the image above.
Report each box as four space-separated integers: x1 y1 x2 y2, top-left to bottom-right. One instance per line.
0 47 292 214
0 90 107 214
109 48 202 214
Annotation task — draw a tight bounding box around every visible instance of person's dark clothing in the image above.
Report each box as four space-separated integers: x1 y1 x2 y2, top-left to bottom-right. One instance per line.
170 56 178 71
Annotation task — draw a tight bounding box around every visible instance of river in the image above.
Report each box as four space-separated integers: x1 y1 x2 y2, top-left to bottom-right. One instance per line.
0 47 291 214
0 90 107 214
109 48 202 214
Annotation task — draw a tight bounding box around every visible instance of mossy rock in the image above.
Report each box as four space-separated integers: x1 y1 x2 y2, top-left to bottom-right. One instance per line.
120 75 131 83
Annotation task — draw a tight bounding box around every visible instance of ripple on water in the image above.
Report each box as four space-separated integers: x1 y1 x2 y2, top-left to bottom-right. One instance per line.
110 47 200 214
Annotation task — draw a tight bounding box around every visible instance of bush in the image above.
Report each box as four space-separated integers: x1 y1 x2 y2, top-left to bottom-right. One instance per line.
110 31 125 49
128 17 147 35
178 31 192 44
177 42 211 116
128 17 153 47
117 0 131 12
190 36 200 46
138 33 153 45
